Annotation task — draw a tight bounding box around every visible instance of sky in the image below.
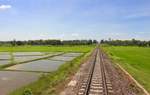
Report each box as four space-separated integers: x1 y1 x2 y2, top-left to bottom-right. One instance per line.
0 0 150 41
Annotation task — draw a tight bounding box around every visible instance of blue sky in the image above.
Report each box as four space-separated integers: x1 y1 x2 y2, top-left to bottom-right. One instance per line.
0 0 150 41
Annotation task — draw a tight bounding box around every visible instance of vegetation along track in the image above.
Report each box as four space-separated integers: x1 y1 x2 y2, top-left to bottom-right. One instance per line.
77 48 114 95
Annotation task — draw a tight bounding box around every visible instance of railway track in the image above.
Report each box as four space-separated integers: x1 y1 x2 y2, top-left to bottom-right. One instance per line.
77 48 114 95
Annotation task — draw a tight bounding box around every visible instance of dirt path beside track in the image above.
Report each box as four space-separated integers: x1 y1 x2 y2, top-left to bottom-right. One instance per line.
60 48 147 95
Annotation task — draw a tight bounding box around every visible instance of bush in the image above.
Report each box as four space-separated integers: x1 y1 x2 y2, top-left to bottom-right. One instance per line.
23 89 33 95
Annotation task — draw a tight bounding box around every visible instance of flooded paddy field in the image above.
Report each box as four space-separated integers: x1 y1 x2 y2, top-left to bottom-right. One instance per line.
13 56 44 63
49 55 77 61
0 52 83 94
13 52 45 56
0 71 40 95
6 52 82 72
13 52 63 63
0 55 11 60
0 52 63 66
0 52 11 60
0 60 10 65
13 52 62 56
0 43 93 95
42 52 63 57
6 60 65 72
49 53 83 61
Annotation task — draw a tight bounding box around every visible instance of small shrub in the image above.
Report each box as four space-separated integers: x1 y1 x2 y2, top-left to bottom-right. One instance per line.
23 89 33 95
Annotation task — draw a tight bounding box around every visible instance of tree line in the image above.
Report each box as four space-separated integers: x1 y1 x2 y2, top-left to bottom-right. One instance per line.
101 39 150 47
0 39 98 46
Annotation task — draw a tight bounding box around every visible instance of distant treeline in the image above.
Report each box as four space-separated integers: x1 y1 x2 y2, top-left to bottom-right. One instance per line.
0 39 98 46
101 39 150 47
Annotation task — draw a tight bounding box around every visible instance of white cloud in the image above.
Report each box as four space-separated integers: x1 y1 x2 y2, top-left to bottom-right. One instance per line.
0 5 12 11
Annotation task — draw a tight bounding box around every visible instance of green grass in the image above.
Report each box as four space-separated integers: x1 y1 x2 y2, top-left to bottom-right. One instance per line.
0 45 95 53
103 46 150 93
10 51 92 95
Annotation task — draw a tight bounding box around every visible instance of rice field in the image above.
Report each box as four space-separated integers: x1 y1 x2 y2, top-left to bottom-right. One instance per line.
6 52 82 72
0 52 84 94
0 60 10 66
0 52 63 66
103 46 150 93
0 45 94 52
0 52 83 94
0 45 94 95
0 71 40 95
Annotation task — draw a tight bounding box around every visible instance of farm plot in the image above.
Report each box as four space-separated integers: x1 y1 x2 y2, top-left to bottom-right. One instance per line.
6 52 82 72
0 52 63 66
0 71 40 95
14 56 42 62
48 53 82 61
49 56 76 61
0 60 10 65
103 46 150 93
0 52 11 66
0 46 93 95
13 52 45 56
13 52 63 63
6 60 65 72
0 54 11 60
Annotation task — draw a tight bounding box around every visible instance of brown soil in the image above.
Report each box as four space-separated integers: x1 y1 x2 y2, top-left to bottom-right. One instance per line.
59 49 146 95
102 51 145 95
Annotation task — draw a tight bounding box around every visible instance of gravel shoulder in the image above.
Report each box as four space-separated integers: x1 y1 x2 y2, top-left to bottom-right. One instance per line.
60 49 147 95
